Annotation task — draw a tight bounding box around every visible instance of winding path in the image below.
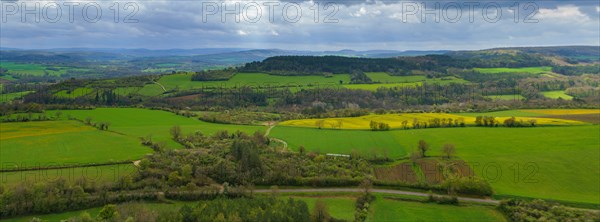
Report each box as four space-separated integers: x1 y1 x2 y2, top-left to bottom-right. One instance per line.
264 123 288 150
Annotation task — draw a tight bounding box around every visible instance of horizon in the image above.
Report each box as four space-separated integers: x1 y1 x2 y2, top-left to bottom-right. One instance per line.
2 45 599 52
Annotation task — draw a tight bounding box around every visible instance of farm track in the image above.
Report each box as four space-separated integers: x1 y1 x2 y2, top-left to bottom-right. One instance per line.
264 124 288 150
254 188 500 205
152 80 167 92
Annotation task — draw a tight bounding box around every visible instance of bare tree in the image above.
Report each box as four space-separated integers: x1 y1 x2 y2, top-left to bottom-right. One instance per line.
442 143 456 159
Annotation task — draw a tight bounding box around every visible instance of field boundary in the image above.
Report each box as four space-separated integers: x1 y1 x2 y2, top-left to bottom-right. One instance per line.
0 161 135 172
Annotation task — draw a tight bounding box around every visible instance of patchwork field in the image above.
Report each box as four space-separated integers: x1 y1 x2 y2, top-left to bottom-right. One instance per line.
271 125 600 204
0 61 70 77
0 121 150 169
136 72 351 96
127 72 469 96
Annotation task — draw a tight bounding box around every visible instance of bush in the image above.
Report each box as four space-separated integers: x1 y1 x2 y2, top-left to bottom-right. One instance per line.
442 176 493 196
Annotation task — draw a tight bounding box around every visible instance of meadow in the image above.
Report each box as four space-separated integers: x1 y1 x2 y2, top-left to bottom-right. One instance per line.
136 72 351 96
541 90 573 100
485 94 525 101
287 196 356 221
271 125 600 204
369 195 507 222
130 72 468 96
44 108 266 148
0 61 69 77
0 121 150 169
474 66 552 75
0 91 33 103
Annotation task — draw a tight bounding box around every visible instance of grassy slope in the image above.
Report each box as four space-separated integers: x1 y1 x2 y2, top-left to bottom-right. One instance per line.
0 91 33 103
271 125 600 204
45 108 265 148
0 121 150 168
542 91 573 100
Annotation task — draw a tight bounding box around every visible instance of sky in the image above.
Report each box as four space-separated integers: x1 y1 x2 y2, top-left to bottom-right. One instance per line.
0 0 599 51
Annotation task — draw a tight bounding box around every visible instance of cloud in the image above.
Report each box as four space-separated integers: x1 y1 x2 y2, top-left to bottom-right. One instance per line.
0 0 598 50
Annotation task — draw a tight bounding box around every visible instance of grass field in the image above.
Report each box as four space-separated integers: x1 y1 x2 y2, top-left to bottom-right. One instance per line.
271 125 600 204
0 164 137 186
0 121 150 168
0 62 67 76
0 91 33 103
541 91 573 100
454 109 600 117
286 196 356 221
485 94 524 101
369 195 507 222
132 72 469 96
44 108 266 148
474 66 552 75
280 113 587 130
136 72 351 96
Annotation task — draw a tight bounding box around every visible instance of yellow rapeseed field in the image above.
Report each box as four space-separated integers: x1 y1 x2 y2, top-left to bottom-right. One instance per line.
280 113 586 130
0 121 91 140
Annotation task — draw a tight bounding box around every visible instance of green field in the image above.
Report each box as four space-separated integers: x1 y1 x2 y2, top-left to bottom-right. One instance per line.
453 109 599 117
271 125 600 204
131 72 469 96
474 66 552 74
0 61 68 76
369 195 506 222
0 164 137 186
366 72 468 84
0 91 33 103
542 90 573 100
485 94 525 101
44 108 266 148
54 87 94 98
0 121 150 168
136 72 350 96
287 196 356 221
